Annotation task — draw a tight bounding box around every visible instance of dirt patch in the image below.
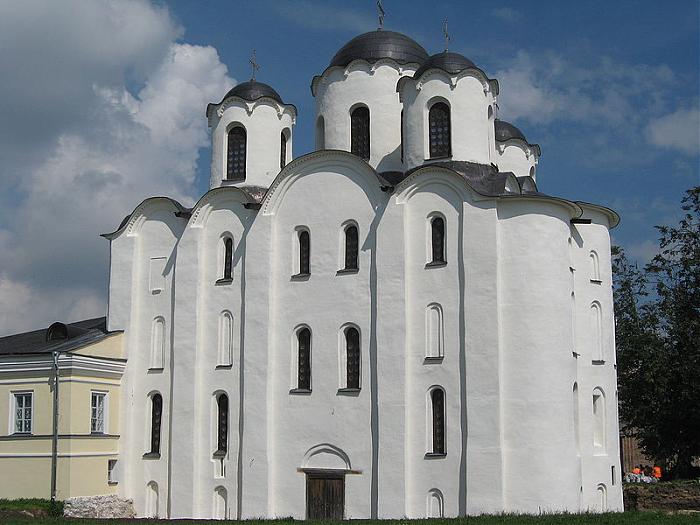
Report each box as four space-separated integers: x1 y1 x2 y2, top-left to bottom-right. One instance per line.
624 482 700 511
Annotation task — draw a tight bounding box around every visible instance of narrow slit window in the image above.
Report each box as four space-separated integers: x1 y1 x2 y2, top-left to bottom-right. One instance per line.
297 328 311 390
346 327 360 389
150 393 163 455
590 251 601 281
431 217 445 264
344 225 358 270
216 394 228 454
351 106 370 160
400 109 404 163
429 102 451 158
593 389 606 451
280 131 287 170
223 237 233 280
150 317 165 369
227 127 246 180
298 230 310 275
431 388 445 454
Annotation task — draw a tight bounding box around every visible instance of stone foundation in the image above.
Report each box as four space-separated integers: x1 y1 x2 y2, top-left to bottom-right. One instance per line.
63 494 135 519
624 481 700 511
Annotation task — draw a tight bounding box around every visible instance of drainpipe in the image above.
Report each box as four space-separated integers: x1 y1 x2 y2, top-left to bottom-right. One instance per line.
50 350 59 502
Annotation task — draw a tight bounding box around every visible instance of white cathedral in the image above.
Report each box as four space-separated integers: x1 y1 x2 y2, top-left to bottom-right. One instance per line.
103 29 623 519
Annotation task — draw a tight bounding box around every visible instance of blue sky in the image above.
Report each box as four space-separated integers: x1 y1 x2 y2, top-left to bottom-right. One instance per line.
0 0 697 334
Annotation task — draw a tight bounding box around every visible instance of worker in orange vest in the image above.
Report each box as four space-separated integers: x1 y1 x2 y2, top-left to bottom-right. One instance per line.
653 466 662 479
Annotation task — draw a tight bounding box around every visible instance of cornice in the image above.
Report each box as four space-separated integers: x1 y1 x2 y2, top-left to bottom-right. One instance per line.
0 353 126 378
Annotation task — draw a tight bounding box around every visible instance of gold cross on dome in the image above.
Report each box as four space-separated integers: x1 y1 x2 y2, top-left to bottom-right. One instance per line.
249 49 260 81
443 18 450 52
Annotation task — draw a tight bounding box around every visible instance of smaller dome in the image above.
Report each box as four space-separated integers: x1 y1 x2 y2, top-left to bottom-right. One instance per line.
223 80 283 104
330 30 429 68
495 119 528 143
414 51 477 78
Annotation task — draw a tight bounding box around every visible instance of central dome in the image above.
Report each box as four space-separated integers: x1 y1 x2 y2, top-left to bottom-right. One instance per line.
329 30 429 68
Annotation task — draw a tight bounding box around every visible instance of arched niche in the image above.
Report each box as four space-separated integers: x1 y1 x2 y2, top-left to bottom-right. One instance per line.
302 443 352 472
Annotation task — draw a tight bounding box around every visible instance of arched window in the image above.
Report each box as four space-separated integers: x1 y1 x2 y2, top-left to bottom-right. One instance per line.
315 116 325 150
297 328 311 391
429 102 451 158
426 304 444 359
146 481 159 518
149 393 162 455
223 237 233 280
216 393 228 454
430 388 445 455
590 251 601 281
593 388 606 452
345 327 360 390
227 126 246 180
218 311 233 367
430 216 446 264
597 484 607 511
590 302 603 361
280 131 288 170
427 489 444 518
150 317 165 369
344 224 359 271
214 486 228 519
298 230 310 276
350 106 370 160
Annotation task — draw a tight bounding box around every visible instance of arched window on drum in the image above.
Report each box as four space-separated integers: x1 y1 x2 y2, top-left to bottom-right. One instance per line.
350 106 370 160
428 102 451 159
226 126 246 180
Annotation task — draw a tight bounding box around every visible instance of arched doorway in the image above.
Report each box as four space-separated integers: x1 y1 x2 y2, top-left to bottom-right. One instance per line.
302 444 351 520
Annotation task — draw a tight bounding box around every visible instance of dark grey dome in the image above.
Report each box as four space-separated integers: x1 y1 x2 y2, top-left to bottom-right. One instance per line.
330 30 429 68
495 119 528 143
223 80 283 104
414 51 477 78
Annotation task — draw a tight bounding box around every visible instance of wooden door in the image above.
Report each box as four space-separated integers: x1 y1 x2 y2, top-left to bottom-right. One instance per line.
306 474 344 520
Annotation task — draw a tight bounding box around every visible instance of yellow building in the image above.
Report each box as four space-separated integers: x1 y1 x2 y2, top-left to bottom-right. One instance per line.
0 317 124 500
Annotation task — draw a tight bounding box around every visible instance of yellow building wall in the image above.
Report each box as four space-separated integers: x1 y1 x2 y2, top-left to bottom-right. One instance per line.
0 334 123 500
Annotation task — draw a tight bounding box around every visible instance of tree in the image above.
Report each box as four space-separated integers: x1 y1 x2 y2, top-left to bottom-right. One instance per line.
614 187 700 478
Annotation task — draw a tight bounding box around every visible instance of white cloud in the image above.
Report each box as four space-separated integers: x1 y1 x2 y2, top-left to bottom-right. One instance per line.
495 51 677 128
646 107 700 156
0 1 235 335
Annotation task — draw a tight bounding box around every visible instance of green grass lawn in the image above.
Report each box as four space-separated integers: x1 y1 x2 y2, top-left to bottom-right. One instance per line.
1 513 698 525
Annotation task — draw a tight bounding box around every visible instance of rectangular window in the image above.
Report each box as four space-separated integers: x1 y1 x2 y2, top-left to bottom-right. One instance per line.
108 459 118 484
91 392 107 434
13 392 32 434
